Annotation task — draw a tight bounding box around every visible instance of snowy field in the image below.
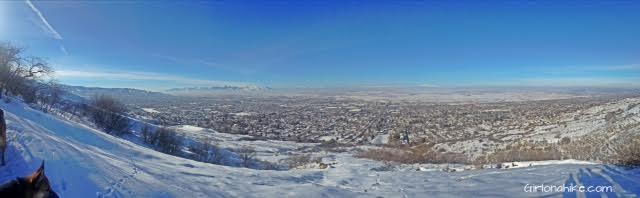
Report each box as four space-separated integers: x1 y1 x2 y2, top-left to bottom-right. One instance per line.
0 100 639 197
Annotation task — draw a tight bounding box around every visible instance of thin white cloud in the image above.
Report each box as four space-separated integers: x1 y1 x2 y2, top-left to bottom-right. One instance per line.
55 70 256 87
518 77 640 88
151 54 258 75
25 0 62 40
26 0 68 55
59 45 68 55
417 84 440 88
597 64 640 71
531 63 640 74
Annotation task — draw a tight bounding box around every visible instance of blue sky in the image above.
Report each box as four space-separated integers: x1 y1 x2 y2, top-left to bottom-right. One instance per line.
1 1 639 90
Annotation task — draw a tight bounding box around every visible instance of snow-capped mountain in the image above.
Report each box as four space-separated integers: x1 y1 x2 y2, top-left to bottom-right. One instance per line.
59 85 176 105
165 85 272 95
61 85 169 99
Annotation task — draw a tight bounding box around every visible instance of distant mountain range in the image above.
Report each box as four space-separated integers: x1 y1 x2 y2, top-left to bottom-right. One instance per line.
60 85 173 104
165 85 272 94
59 84 274 101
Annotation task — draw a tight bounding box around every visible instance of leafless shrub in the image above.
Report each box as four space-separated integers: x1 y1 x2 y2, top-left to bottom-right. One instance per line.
356 148 414 163
557 136 603 161
560 137 571 145
627 103 640 111
17 84 37 104
38 81 62 108
210 145 227 164
370 162 396 171
90 94 129 135
433 152 468 164
259 160 281 170
141 124 153 144
155 127 182 155
487 143 562 163
186 137 227 164
281 153 322 169
238 147 257 168
0 43 53 100
188 142 212 161
316 139 352 153
237 136 269 141
355 145 468 164
609 138 640 167
605 111 618 123
478 135 614 165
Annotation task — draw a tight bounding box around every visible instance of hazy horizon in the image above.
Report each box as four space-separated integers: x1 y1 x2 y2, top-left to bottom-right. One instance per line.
63 83 640 95
1 1 639 90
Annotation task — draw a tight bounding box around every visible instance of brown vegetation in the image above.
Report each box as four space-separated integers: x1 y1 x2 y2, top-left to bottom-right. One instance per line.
609 138 640 167
355 145 467 164
482 144 562 164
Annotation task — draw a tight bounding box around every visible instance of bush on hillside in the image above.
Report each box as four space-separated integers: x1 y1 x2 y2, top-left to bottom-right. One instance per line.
155 127 182 155
90 94 129 134
355 145 467 164
611 139 640 167
237 147 257 168
486 144 562 163
281 153 323 169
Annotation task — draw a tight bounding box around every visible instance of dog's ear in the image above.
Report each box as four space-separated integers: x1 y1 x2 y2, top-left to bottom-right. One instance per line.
38 161 45 172
27 161 45 184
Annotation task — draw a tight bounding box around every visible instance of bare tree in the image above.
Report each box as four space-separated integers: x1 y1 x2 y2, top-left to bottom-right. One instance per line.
155 127 182 155
34 80 62 111
0 42 54 101
0 43 24 96
281 154 322 169
16 83 37 104
22 57 53 78
238 147 256 168
141 124 153 144
45 81 63 107
612 138 640 167
90 94 129 134
210 145 226 164
187 139 212 161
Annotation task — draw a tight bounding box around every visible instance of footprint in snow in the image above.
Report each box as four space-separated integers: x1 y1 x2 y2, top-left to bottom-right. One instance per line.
182 163 196 168
60 179 67 191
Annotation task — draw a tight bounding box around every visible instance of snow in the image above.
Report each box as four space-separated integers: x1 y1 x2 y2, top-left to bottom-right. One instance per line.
141 108 160 113
175 125 205 132
0 100 639 197
520 98 640 148
497 160 599 169
370 133 389 145
230 112 252 116
319 135 337 142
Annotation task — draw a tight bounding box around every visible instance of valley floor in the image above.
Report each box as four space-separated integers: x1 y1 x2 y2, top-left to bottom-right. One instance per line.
0 101 639 197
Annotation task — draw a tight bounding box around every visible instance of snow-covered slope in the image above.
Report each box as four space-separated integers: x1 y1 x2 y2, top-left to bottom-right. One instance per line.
0 101 639 197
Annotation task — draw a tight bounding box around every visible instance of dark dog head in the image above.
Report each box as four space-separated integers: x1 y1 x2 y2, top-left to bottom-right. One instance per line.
0 108 4 119
24 161 58 198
